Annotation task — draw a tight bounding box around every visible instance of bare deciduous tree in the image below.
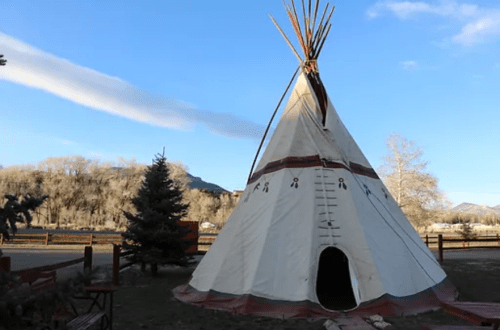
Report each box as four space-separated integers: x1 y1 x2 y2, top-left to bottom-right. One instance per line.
379 133 447 228
0 155 239 231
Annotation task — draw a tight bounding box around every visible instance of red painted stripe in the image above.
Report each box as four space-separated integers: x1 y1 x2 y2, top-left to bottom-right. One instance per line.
349 162 379 180
247 155 378 184
173 278 456 318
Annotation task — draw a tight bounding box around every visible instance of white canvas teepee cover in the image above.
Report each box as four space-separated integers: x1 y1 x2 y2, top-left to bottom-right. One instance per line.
174 72 455 318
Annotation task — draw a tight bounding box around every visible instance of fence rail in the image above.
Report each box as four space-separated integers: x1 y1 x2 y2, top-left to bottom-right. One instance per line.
1 245 148 287
198 233 500 261
0 246 94 288
421 234 500 262
0 231 217 252
4 233 500 286
0 233 122 246
421 234 500 247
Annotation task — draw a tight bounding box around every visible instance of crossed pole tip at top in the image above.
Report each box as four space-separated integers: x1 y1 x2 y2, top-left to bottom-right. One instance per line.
270 0 335 74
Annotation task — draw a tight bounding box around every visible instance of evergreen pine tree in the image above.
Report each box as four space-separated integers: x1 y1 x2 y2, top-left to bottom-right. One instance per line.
122 151 191 274
0 194 47 239
1 194 47 314
455 216 477 241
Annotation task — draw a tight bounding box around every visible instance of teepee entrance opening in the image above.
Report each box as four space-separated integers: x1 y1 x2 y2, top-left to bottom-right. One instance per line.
316 247 357 311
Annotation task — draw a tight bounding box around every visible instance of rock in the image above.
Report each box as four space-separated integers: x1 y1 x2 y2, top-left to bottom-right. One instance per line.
369 314 384 322
373 321 393 329
323 319 341 330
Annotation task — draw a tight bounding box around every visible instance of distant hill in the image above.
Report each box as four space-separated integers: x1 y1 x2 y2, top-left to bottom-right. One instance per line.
452 202 500 216
186 173 228 193
111 166 228 193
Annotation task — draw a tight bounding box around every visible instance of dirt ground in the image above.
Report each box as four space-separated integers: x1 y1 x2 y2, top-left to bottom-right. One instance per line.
108 255 500 330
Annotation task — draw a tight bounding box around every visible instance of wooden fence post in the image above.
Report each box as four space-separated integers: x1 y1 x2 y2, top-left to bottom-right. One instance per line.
89 234 93 246
425 234 429 247
45 232 49 246
0 256 11 272
438 234 443 263
113 244 120 286
84 246 93 273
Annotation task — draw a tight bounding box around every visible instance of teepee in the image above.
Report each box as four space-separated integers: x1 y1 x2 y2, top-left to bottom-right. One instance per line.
174 0 455 318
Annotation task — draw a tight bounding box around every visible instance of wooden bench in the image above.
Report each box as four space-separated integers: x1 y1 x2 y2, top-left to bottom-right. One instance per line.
13 270 110 329
52 286 112 330
438 301 500 330
70 285 115 330
66 311 106 330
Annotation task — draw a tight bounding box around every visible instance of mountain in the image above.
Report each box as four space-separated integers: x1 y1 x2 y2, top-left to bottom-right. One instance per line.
111 166 228 193
452 202 500 216
186 173 228 193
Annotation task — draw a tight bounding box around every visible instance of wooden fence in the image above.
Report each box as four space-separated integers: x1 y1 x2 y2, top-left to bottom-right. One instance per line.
0 232 122 246
0 246 94 286
0 245 127 287
0 231 217 250
421 234 500 262
3 233 500 288
5 232 500 260
200 233 500 262
196 233 500 262
1 243 207 287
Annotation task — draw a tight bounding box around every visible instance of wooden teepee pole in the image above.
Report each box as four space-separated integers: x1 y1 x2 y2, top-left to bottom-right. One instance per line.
273 0 334 70
288 0 308 58
247 66 301 182
311 0 320 41
270 15 303 63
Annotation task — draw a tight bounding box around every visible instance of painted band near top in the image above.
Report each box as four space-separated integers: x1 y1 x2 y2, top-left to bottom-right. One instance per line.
247 155 379 184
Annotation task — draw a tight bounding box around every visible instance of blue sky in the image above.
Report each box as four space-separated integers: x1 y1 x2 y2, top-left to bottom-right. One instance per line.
1 1 499 207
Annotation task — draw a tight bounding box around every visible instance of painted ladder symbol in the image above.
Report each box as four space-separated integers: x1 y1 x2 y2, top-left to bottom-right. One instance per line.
315 168 341 243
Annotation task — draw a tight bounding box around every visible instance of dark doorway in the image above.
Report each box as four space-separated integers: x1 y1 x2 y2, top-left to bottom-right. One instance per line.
316 247 357 310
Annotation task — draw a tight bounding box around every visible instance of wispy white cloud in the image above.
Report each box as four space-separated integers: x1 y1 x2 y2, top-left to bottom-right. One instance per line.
399 60 439 71
0 32 265 140
54 137 77 146
367 1 479 19
367 1 500 46
368 2 445 19
400 60 419 70
453 16 500 45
